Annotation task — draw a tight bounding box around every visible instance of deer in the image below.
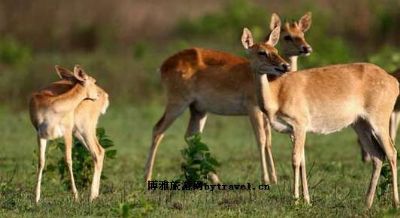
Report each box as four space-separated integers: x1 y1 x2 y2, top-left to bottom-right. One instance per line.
241 25 399 208
144 12 312 185
29 65 109 203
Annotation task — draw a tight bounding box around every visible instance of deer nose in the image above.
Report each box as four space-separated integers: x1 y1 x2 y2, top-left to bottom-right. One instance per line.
302 45 312 54
282 63 290 72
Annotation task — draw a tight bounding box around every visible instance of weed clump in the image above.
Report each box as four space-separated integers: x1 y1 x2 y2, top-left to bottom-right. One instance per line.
43 127 116 189
180 134 220 183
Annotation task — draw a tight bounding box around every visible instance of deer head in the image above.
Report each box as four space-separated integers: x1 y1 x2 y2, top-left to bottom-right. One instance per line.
241 26 290 76
55 65 100 101
270 12 312 57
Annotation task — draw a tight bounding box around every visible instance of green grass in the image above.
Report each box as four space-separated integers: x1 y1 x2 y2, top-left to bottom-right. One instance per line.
1 104 400 217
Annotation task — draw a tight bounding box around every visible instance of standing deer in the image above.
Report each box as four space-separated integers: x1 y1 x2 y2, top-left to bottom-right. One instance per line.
30 65 109 202
145 13 311 183
144 12 312 185
242 25 399 208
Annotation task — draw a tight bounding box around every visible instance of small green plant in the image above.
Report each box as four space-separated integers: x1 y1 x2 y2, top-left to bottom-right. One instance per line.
378 162 391 199
116 194 154 218
180 134 220 183
45 127 116 189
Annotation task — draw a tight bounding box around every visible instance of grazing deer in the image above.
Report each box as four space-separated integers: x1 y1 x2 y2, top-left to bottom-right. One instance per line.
29 65 109 202
144 12 312 185
242 26 399 208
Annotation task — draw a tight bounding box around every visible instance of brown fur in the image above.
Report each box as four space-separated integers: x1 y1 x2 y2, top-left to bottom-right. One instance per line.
144 13 312 185
144 24 289 185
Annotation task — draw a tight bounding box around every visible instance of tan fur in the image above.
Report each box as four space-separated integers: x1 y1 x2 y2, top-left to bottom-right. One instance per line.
29 65 109 203
144 13 312 185
246 27 399 208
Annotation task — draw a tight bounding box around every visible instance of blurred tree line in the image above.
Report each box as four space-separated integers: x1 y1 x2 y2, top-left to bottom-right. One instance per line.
0 0 400 108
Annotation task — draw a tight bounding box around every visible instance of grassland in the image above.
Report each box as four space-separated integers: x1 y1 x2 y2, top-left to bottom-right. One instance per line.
1 104 400 217
1 1 400 217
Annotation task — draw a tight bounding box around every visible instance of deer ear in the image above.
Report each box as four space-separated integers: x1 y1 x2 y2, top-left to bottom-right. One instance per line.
299 11 312 32
73 65 88 82
266 26 280 47
269 13 281 30
241 28 254 49
55 65 75 80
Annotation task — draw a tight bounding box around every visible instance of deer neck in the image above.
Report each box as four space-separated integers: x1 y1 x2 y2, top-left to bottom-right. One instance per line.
288 56 298 72
254 72 276 115
282 53 298 72
51 83 87 113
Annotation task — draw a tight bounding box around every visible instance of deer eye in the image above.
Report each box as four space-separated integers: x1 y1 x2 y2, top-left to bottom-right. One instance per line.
283 35 292 41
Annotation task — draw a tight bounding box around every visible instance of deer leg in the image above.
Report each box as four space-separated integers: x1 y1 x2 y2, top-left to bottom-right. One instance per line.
371 123 399 208
353 120 385 208
35 136 47 203
75 131 104 201
300 148 310 203
184 105 207 138
90 136 104 202
64 131 79 201
354 118 373 163
144 101 189 182
291 128 307 203
248 108 270 184
263 116 277 184
359 138 372 163
366 151 384 209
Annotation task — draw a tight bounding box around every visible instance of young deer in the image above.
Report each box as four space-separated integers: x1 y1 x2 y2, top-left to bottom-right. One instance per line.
242 26 399 208
144 12 312 185
30 65 109 202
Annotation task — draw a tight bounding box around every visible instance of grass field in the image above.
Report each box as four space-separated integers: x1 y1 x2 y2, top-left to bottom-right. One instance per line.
1 104 400 217
1 0 400 217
